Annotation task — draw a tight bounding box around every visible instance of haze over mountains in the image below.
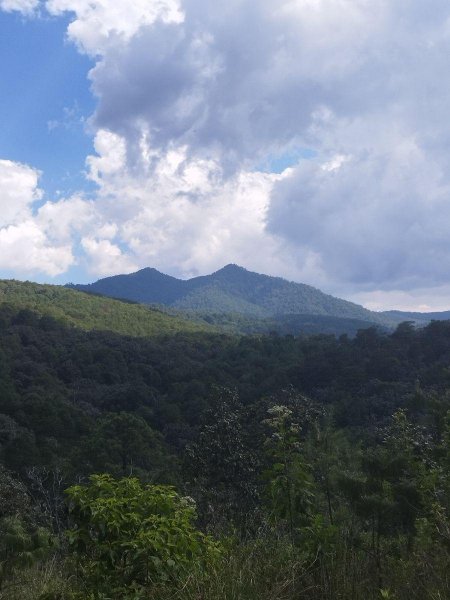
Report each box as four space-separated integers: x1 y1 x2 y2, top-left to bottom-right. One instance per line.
69 264 450 335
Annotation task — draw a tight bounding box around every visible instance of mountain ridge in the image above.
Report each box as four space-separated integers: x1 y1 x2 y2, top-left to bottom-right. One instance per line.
69 265 450 333
69 264 389 326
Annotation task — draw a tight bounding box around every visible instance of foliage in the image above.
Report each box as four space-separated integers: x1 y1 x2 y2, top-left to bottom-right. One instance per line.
74 413 170 480
185 387 260 532
0 280 210 338
1 297 450 597
263 405 314 541
0 516 52 591
65 475 220 598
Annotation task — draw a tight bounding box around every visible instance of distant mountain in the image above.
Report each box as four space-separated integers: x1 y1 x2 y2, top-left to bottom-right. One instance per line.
180 311 389 337
69 264 389 326
381 309 450 325
0 280 212 337
71 268 186 305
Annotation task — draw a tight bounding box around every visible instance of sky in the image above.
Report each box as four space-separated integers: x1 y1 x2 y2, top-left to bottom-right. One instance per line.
1 0 450 311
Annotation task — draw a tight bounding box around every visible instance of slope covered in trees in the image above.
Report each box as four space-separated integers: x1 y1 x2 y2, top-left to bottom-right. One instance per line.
70 264 391 323
0 279 211 337
382 308 450 324
71 265 450 336
1 305 450 598
1 308 450 480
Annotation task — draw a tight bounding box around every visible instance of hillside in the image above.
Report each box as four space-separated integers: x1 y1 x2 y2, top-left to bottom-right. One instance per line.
2 304 450 598
382 309 450 325
168 309 387 337
0 280 211 337
70 264 389 326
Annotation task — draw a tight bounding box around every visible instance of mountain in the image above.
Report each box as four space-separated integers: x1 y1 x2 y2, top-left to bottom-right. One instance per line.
382 309 450 325
70 264 388 326
0 280 212 337
186 311 388 337
71 268 186 305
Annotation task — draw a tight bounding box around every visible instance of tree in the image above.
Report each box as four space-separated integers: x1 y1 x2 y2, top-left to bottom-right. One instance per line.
263 405 314 543
75 412 171 480
184 387 260 532
66 475 219 598
0 466 51 591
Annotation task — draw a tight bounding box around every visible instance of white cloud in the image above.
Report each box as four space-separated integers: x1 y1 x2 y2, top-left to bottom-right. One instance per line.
351 286 450 314
0 160 42 227
86 129 127 183
36 195 95 243
0 0 39 14
4 0 450 310
0 222 73 276
0 160 77 276
81 237 137 276
46 0 184 55
82 129 294 280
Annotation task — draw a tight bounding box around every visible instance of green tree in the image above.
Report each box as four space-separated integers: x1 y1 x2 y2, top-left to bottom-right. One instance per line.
0 466 52 591
66 474 219 598
75 412 170 480
263 405 314 543
185 388 260 532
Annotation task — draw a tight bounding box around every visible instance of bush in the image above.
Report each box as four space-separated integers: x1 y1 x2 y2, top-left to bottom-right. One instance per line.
65 475 219 599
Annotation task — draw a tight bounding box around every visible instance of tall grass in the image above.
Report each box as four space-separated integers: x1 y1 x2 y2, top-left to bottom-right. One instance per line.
0 555 72 600
151 534 450 600
3 536 449 600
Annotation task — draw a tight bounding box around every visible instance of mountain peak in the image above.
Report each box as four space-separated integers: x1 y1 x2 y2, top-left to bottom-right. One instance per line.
69 263 387 327
216 264 247 273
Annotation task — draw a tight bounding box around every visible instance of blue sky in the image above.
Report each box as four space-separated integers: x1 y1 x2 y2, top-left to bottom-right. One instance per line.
2 0 450 311
0 10 95 198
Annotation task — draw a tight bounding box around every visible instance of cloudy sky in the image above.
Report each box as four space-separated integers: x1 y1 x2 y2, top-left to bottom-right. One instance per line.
1 0 450 311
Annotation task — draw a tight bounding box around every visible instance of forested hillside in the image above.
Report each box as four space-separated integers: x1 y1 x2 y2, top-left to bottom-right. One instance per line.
0 280 211 337
1 303 450 598
2 306 450 477
178 309 387 337
382 308 450 324
71 264 390 324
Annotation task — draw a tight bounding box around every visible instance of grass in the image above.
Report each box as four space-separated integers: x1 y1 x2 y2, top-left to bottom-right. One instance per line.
2 537 450 600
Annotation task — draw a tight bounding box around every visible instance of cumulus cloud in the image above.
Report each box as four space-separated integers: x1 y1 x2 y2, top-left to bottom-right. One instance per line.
46 0 184 55
0 160 88 276
81 129 292 279
81 237 137 276
0 222 73 277
45 0 450 289
0 160 42 227
3 0 450 309
268 120 450 290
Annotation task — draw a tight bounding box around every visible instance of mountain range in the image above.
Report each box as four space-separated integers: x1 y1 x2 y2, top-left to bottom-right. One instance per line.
68 264 450 335
70 264 380 317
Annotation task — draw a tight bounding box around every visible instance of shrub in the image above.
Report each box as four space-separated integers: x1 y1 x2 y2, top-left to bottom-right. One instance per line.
65 475 219 598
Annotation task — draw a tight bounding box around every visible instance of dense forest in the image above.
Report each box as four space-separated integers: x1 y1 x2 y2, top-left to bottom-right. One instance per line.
1 300 450 598
0 280 210 337
70 264 450 335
